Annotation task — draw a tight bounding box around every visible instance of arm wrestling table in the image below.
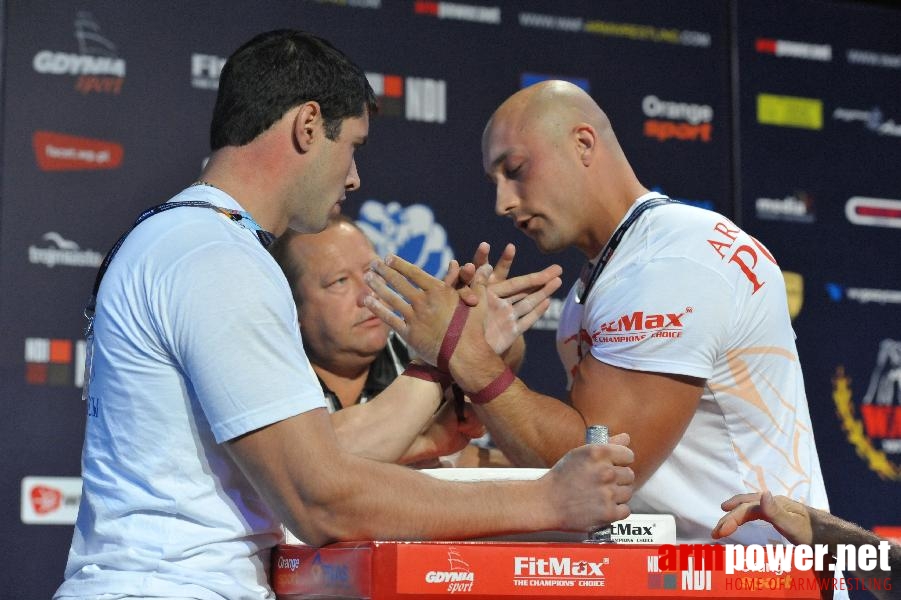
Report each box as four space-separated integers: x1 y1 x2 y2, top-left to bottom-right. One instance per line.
271 541 824 599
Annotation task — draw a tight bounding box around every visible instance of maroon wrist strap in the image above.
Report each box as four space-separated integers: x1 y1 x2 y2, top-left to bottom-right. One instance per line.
402 363 452 389
437 299 470 373
469 366 516 405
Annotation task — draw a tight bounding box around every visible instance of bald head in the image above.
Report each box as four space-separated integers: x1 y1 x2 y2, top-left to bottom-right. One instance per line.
484 81 614 150
481 80 648 257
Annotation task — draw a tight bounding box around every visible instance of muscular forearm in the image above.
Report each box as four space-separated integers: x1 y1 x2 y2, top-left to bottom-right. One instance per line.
306 465 544 544
230 409 633 548
474 382 586 467
447 339 583 467
330 376 442 462
287 451 558 545
273 463 545 545
297 445 632 547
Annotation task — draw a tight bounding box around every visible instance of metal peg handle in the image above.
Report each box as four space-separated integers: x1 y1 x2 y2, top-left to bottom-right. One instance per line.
584 425 614 544
585 424 609 445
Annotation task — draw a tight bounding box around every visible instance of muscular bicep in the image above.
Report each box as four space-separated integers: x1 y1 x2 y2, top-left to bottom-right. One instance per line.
225 407 349 546
570 355 703 488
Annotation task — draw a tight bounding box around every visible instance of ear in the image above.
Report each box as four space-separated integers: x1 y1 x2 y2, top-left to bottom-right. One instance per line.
573 124 597 166
293 101 322 152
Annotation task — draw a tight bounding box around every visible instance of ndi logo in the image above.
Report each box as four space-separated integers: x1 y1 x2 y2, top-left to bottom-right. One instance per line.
365 72 446 123
356 200 454 278
25 337 86 387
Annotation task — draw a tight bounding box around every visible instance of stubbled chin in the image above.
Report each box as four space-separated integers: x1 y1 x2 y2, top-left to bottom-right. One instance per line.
529 231 563 254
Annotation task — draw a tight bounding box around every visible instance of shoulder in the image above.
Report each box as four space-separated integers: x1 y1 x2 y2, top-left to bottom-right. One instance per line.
635 203 773 283
103 199 290 319
645 202 734 245
120 190 274 274
605 203 736 290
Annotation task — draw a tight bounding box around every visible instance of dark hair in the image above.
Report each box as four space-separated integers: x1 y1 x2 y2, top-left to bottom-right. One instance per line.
270 214 368 304
210 30 377 150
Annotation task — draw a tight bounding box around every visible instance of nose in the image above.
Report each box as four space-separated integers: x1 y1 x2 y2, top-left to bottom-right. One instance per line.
345 157 361 192
494 180 518 217
356 274 374 308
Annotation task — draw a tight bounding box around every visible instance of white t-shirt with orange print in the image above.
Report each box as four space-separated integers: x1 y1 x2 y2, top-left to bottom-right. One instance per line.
557 193 831 545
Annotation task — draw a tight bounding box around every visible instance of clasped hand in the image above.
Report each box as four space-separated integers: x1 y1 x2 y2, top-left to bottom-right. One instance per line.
363 243 562 366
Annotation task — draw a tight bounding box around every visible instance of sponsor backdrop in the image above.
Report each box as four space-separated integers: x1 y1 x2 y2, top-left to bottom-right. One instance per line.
733 0 901 576
0 0 896 597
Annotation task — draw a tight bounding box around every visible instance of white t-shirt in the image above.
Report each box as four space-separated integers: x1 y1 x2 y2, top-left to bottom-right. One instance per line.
557 193 831 544
55 186 325 600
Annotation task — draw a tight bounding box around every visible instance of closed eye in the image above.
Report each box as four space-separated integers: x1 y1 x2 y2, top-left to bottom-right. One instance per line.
505 163 523 179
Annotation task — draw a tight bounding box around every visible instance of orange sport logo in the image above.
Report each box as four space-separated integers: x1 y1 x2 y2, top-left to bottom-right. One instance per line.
642 95 713 143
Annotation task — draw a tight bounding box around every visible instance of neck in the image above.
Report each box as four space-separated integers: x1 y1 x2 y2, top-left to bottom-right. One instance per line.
578 182 650 258
197 114 298 235
196 152 284 234
313 363 371 410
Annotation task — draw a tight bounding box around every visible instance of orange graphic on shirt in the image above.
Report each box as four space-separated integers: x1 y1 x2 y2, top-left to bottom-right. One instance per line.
710 346 813 490
561 328 594 379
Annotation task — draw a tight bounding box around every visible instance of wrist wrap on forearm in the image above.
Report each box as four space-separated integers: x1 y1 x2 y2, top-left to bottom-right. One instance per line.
437 299 470 373
468 366 516 405
402 363 452 389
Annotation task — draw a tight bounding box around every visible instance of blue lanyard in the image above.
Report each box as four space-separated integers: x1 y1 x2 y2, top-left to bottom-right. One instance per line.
575 196 678 304
84 199 275 332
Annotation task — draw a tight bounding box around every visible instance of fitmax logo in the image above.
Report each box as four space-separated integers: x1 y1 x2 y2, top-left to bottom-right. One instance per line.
514 556 605 577
600 311 686 333
614 523 653 536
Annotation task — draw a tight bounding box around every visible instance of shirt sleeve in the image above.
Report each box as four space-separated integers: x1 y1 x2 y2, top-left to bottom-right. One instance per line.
584 255 734 379
157 240 325 443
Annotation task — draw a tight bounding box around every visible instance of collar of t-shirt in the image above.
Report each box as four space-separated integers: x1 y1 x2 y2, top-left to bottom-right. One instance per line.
318 346 400 412
318 335 411 412
182 184 274 246
586 190 668 266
